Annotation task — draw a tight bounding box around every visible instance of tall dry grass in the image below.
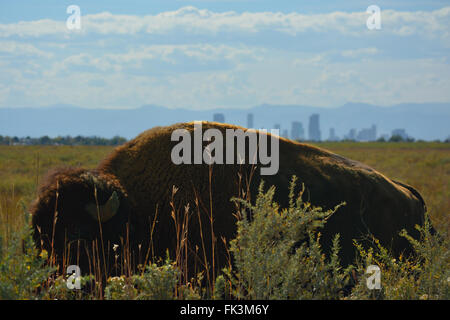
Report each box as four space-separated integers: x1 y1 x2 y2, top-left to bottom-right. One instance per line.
0 142 448 299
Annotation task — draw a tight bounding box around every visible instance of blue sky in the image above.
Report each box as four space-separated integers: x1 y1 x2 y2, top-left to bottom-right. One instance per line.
0 1 449 109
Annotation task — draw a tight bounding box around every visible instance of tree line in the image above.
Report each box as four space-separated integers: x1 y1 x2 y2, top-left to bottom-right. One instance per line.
0 135 127 146
0 134 448 145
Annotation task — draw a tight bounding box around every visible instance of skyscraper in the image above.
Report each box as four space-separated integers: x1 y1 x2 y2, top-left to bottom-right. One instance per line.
247 113 254 128
291 121 305 141
356 124 377 141
213 113 225 123
328 128 339 141
308 114 321 141
345 128 357 141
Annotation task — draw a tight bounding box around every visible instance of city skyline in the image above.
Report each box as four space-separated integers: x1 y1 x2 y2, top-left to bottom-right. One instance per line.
1 101 447 140
214 112 415 142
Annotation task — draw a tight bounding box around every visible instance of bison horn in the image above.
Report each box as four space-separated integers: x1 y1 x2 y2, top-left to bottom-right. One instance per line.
85 191 120 223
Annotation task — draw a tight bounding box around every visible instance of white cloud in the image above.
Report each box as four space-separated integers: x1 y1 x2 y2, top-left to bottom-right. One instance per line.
45 44 263 75
0 41 54 58
3 51 449 109
341 47 379 58
0 6 449 39
0 19 66 37
110 44 263 63
0 6 449 109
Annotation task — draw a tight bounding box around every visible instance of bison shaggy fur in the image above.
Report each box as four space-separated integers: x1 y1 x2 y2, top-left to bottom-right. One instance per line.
31 122 429 278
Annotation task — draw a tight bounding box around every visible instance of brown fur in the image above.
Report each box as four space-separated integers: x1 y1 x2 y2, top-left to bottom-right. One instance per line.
31 121 428 278
31 167 132 274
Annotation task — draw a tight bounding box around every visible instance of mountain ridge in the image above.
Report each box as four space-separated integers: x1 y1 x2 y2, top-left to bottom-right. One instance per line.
0 102 448 141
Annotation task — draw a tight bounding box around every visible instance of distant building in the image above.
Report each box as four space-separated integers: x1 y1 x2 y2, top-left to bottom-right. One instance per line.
213 113 225 123
282 129 289 139
247 113 254 128
291 121 305 141
391 128 408 140
356 124 377 141
328 128 339 141
344 128 357 141
308 114 321 141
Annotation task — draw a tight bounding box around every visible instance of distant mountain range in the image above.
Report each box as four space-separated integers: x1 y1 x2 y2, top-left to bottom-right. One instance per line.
1 102 449 141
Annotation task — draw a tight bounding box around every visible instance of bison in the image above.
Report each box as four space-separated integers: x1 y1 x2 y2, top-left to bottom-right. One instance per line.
31 121 428 279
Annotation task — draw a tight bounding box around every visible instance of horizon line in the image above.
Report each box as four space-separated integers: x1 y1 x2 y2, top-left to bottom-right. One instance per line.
1 101 450 111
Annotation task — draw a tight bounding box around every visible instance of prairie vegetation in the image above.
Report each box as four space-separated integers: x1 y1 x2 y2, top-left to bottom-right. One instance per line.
315 142 449 235
0 142 448 299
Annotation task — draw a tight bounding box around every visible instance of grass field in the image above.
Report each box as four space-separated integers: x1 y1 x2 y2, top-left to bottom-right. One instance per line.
0 142 448 299
316 142 450 235
0 145 113 241
1 142 448 240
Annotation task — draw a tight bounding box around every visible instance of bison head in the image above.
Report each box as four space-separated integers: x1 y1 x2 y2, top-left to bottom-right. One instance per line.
30 167 132 275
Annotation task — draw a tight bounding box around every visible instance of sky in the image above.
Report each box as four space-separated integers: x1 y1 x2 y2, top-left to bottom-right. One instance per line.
0 1 449 110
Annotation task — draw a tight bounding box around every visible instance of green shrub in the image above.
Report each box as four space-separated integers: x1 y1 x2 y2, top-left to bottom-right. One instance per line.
104 258 200 300
224 176 351 299
43 274 96 300
0 206 55 299
1 178 447 300
350 213 449 300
